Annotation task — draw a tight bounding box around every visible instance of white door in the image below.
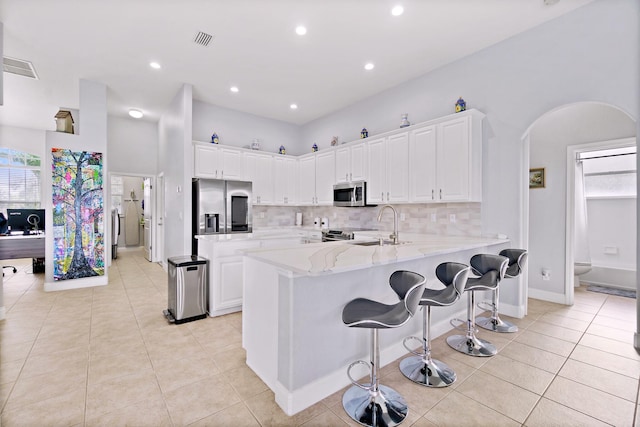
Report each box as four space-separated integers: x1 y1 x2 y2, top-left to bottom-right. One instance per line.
143 177 152 261
157 173 165 267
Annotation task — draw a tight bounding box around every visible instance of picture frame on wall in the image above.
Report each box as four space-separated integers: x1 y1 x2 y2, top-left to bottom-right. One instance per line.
529 167 545 189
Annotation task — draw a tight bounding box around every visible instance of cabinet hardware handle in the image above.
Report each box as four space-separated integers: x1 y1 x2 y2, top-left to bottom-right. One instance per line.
381 192 384 201
387 192 389 201
439 189 442 199
432 189 434 200
346 173 348 181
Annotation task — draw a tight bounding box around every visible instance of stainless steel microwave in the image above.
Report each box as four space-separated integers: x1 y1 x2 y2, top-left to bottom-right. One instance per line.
333 181 374 207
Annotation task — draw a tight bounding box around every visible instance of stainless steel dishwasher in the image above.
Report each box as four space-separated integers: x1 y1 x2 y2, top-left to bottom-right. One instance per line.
164 255 208 324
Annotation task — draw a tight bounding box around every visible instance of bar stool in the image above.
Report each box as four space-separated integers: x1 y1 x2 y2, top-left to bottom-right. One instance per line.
476 249 528 333
399 262 470 387
342 270 426 427
446 254 508 357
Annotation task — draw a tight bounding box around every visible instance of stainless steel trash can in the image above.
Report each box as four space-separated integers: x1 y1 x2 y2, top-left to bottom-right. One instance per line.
164 255 208 324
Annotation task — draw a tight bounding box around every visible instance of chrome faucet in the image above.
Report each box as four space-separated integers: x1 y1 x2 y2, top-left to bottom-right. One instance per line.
377 204 399 245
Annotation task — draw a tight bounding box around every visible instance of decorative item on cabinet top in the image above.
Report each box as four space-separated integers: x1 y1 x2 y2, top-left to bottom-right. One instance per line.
251 139 261 150
312 143 318 152
211 132 219 144
360 128 368 139
331 136 339 146
279 145 286 155
455 97 466 113
400 113 410 128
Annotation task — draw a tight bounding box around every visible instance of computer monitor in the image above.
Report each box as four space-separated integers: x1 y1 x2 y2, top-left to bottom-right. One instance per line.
6 209 45 235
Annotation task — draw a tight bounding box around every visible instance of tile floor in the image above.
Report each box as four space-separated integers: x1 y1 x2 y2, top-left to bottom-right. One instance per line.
1 247 639 426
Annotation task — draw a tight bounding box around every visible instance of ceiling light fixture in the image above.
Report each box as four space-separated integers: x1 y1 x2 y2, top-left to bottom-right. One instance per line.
364 63 375 71
149 62 161 69
391 5 404 16
295 25 307 36
128 109 143 119
290 104 298 110
230 86 239 93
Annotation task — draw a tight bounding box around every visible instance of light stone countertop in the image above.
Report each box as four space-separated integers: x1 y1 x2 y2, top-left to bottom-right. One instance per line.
244 234 509 276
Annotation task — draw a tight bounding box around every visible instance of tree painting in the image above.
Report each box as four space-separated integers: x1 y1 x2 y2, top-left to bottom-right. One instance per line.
52 148 104 280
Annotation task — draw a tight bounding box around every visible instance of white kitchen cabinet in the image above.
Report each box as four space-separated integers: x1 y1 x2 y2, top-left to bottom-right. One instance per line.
273 156 298 205
366 134 409 204
409 111 483 202
335 143 366 183
193 143 244 180
244 152 274 205
297 151 335 205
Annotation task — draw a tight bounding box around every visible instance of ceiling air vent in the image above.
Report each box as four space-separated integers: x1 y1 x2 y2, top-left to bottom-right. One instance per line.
3 56 39 79
193 31 213 47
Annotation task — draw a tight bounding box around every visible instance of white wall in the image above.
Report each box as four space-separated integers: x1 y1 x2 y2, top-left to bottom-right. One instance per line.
108 116 158 175
299 0 639 305
587 198 636 270
0 125 46 158
158 84 193 260
528 104 635 295
192 100 302 155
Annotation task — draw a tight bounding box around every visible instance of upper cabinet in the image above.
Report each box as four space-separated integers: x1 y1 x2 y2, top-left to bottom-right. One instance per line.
273 156 297 205
366 133 410 204
194 143 244 180
335 143 366 184
243 151 274 205
297 150 336 205
409 110 483 202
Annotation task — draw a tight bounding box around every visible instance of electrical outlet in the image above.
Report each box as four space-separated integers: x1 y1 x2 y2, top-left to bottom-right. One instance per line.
541 268 550 281
449 214 456 223
400 213 406 221
431 213 437 222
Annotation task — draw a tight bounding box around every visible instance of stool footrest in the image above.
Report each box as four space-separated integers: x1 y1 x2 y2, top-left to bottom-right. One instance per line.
347 360 373 390
477 301 495 312
402 336 425 357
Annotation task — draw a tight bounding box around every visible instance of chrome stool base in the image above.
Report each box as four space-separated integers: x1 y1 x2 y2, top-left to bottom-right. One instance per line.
342 384 408 427
399 356 456 387
475 315 518 333
446 334 497 357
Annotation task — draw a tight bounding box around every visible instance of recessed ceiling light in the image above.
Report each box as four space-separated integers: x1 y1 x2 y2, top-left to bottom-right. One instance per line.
128 109 143 119
230 86 239 93
149 61 161 69
364 63 375 71
391 5 404 16
295 25 307 36
290 104 298 110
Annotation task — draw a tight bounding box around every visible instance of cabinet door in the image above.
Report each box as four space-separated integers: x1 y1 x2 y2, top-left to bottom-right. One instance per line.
315 150 336 205
385 133 409 203
366 137 386 204
438 116 470 201
194 145 220 178
213 255 244 311
220 148 244 180
335 146 350 183
409 126 437 202
244 152 274 204
297 155 316 205
349 143 366 182
273 156 297 204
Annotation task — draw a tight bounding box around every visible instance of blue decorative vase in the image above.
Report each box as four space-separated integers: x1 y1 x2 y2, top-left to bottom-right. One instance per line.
211 133 219 144
279 145 286 155
455 97 466 113
360 128 368 139
312 143 318 152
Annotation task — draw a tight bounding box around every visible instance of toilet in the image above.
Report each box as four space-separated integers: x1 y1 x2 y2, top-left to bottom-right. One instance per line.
574 261 592 287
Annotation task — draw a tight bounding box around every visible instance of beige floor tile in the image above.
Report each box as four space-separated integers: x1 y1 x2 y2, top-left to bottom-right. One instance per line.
499 341 567 374
153 352 221 393
20 346 88 379
579 333 640 361
0 341 32 365
379 369 453 417
0 381 14 412
558 358 638 402
591 314 635 332
570 344 640 379
85 371 163 419
544 376 635 426
410 416 438 427
245 389 328 427
455 370 540 423
223 365 269 400
29 330 90 356
190 401 261 427
538 313 590 332
424 390 520 427
88 349 153 385
524 397 611 427
524 321 584 343
586 322 634 343
0 360 23 385
300 409 350 426
1 388 85 427
479 354 555 395
549 306 596 322
85 395 172 427
514 329 576 357
4 369 86 413
211 346 248 372
327 400 420 427
165 374 241 426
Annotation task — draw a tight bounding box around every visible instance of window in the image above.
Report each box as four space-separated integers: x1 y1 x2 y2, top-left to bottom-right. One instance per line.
0 148 42 212
581 147 636 198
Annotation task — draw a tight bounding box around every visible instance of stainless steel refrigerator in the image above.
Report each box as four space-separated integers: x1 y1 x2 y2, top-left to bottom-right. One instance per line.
192 178 252 254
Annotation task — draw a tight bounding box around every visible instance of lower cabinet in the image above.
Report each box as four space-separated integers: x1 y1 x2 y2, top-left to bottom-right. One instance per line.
212 255 245 313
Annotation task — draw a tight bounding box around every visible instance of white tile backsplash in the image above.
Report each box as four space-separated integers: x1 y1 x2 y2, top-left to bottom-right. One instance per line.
252 203 481 236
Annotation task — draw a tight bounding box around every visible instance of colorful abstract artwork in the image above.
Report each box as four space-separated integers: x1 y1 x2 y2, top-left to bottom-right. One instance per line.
52 149 104 280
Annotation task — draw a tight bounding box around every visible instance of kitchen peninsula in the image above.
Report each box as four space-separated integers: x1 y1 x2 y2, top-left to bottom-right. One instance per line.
242 233 509 416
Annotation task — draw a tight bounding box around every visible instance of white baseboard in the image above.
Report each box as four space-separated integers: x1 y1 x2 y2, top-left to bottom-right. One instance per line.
44 275 108 291
528 288 567 305
499 301 525 318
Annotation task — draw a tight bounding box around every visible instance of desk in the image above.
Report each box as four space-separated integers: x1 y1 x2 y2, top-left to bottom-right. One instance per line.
0 234 45 320
0 234 45 259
